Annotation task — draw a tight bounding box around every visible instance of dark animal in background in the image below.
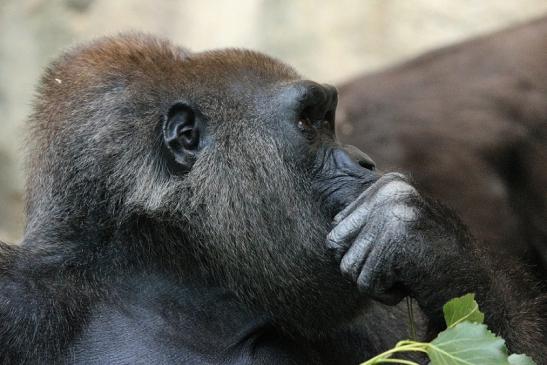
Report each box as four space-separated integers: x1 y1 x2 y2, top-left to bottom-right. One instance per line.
0 34 545 364
338 16 547 276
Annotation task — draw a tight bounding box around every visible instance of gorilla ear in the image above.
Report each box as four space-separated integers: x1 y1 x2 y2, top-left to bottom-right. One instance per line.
162 103 201 171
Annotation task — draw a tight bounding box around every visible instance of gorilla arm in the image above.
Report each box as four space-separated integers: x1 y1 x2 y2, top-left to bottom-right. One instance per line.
327 173 547 362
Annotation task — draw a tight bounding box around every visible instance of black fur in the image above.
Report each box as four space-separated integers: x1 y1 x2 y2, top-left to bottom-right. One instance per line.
0 34 545 364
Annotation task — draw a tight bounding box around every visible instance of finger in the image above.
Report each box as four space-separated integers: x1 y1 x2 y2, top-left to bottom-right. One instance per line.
332 172 409 225
327 206 371 253
339 227 378 281
356 241 397 298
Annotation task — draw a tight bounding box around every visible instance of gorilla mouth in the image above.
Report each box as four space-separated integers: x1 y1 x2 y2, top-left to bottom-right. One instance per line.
313 147 380 218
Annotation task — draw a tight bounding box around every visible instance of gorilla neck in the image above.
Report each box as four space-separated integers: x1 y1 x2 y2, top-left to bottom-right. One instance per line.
22 194 365 340
22 209 190 279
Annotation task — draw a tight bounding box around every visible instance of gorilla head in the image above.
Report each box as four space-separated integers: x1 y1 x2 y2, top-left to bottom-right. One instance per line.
25 34 377 336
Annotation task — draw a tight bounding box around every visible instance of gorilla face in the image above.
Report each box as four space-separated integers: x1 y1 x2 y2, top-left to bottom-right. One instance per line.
158 50 379 333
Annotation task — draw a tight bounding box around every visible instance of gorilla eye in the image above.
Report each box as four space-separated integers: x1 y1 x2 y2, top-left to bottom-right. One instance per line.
297 116 317 133
297 116 318 141
163 102 203 171
297 117 313 131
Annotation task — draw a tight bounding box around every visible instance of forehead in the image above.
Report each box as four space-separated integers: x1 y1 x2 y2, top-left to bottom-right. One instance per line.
180 49 300 100
166 50 300 123
189 49 299 84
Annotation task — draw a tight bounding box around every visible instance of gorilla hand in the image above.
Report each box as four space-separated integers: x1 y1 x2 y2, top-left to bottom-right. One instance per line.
326 172 465 306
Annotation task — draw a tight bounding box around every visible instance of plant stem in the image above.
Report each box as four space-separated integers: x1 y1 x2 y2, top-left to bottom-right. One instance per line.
374 359 421 365
360 343 429 365
406 297 417 340
396 340 418 347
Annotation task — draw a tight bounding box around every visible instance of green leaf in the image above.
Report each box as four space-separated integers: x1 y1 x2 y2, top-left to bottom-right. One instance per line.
443 293 484 328
428 322 509 365
508 354 537 365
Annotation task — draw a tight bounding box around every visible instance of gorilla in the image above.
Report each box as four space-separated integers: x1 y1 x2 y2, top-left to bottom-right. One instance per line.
0 34 545 364
337 16 547 276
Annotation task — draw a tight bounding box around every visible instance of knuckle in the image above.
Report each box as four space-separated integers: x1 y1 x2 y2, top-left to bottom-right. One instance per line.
326 238 341 250
371 176 420 208
325 236 338 250
326 230 341 248
384 180 417 197
383 172 408 181
359 229 377 245
389 203 418 222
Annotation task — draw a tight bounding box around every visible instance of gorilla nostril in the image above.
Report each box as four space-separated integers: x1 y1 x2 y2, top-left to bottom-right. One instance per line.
359 160 376 171
342 144 376 171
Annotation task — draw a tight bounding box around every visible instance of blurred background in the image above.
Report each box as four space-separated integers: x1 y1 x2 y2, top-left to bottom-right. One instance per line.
1 0 547 243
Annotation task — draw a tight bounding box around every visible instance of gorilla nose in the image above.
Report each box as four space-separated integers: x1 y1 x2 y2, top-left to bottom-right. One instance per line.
332 146 377 174
289 80 338 124
342 144 376 171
